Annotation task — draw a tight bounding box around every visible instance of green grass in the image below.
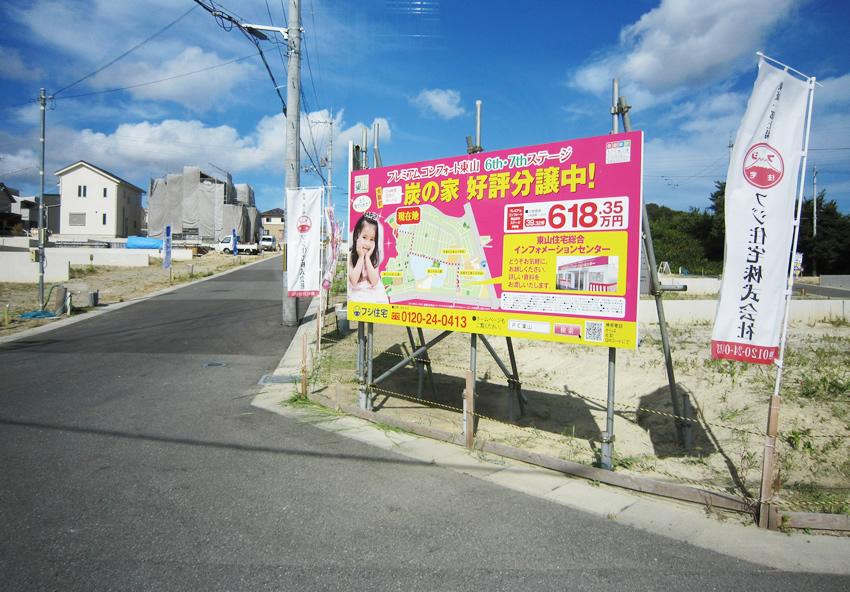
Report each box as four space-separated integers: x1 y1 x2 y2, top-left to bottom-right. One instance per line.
782 482 850 515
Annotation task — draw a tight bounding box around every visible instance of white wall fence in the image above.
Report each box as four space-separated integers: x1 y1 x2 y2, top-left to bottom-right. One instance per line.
0 237 35 249
0 251 70 282
129 248 194 262
657 275 721 295
0 246 199 283
48 248 150 267
640 299 849 324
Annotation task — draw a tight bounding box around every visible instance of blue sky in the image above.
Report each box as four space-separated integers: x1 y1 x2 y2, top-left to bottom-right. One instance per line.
2 0 849 218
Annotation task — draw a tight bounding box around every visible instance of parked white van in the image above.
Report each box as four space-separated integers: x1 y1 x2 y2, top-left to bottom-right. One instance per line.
260 236 278 251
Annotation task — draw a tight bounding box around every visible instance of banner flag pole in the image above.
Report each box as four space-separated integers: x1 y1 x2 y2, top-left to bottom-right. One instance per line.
757 60 817 528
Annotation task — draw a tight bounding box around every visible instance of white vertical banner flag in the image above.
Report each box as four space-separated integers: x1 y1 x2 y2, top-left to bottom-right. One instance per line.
286 187 324 297
711 59 813 364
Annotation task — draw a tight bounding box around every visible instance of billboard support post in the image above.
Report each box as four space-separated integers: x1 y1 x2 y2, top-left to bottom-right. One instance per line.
600 347 616 469
613 80 691 450
464 334 478 450
364 323 375 411
357 321 366 409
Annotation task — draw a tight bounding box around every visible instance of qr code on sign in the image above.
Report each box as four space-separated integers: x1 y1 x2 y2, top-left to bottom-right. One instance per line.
585 321 604 343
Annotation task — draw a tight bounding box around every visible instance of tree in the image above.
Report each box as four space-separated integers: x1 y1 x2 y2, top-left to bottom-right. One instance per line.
646 203 719 275
796 191 850 275
705 181 726 263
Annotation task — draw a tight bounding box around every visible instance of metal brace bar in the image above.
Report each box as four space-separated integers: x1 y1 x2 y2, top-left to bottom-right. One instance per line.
372 330 453 386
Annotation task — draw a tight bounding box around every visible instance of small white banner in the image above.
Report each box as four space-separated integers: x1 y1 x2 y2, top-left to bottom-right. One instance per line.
711 58 813 364
286 187 324 297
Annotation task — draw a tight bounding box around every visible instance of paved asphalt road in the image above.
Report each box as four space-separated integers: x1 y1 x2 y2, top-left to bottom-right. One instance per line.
1 258 848 591
793 281 850 299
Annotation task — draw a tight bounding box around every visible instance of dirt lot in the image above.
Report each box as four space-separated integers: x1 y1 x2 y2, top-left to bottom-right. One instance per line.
314 297 850 516
0 251 274 338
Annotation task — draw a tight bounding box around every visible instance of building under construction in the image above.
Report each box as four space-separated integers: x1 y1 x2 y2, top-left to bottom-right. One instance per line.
147 166 261 243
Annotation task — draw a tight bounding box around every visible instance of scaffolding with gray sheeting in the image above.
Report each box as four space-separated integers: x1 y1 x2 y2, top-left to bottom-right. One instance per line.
148 166 258 243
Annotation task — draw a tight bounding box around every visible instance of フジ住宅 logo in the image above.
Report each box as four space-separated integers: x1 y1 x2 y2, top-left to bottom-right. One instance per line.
743 143 784 189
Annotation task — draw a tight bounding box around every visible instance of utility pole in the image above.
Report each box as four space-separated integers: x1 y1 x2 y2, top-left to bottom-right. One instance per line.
373 121 382 168
282 0 301 326
38 88 47 310
466 99 483 154
326 115 333 214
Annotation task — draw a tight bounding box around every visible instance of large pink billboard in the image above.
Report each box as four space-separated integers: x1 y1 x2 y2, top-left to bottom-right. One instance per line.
347 131 644 348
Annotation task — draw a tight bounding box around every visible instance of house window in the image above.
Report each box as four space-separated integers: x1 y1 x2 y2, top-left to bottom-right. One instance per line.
263 229 269 235
103 213 107 225
103 187 108 197
265 217 271 222
69 213 86 226
77 185 87 197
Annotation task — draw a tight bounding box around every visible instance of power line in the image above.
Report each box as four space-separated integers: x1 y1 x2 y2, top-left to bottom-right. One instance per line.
265 0 289 72
279 0 289 27
54 53 258 100
53 5 198 97
193 0 287 113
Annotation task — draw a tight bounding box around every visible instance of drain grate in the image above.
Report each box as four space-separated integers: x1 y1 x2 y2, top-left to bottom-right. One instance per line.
258 374 296 385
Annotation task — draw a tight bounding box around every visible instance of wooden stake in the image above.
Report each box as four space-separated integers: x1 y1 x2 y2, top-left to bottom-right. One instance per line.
758 393 782 527
316 291 322 355
335 382 341 412
301 332 308 398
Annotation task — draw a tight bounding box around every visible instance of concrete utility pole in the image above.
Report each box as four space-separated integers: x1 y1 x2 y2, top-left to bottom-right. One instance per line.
373 121 382 168
38 88 47 310
466 99 483 154
282 0 302 326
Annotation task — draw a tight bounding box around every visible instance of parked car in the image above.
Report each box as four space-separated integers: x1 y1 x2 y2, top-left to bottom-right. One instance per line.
260 235 278 251
216 235 259 255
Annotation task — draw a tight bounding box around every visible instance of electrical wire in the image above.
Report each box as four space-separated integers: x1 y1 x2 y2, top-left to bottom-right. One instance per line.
279 0 289 27
54 53 259 100
194 0 287 113
265 0 289 72
53 5 198 97
302 31 322 109
0 166 37 177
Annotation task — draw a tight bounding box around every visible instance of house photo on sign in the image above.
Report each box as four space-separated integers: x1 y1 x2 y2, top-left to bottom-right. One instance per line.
347 131 644 349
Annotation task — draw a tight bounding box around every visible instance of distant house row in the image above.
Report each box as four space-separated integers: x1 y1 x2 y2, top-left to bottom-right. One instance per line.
1 160 285 243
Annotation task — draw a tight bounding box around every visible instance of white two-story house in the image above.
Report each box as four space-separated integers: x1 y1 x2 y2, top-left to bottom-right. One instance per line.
55 161 145 238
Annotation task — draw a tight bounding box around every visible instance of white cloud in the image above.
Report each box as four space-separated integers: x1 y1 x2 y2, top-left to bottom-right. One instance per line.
815 74 850 109
572 0 795 102
0 109 393 194
411 89 466 119
0 149 39 183
86 47 256 111
0 46 44 82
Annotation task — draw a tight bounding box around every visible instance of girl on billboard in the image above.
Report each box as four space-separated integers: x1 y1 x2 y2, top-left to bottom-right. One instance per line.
347 213 389 304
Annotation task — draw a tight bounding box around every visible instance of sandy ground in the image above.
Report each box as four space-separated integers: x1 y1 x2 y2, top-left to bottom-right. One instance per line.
315 300 850 515
0 251 271 337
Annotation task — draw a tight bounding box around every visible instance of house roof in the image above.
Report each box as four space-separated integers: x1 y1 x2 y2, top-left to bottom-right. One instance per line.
0 182 18 202
261 208 285 217
54 160 145 194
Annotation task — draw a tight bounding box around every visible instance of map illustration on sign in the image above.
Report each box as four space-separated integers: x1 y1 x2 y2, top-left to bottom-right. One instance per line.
383 203 498 308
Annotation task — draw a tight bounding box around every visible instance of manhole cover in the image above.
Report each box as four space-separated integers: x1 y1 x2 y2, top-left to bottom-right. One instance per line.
202 361 227 368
